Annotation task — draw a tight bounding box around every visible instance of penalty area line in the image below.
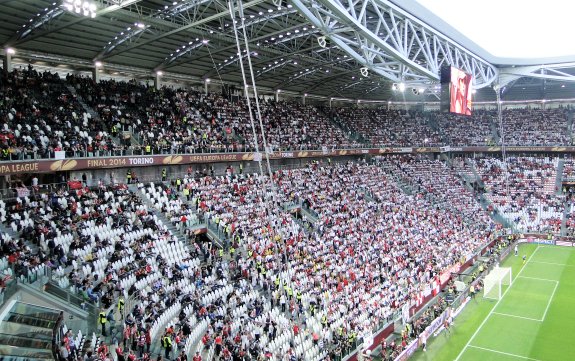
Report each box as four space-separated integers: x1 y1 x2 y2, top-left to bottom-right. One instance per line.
467 345 542 360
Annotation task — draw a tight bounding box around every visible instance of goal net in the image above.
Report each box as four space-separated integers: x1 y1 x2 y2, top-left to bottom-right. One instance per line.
483 267 512 300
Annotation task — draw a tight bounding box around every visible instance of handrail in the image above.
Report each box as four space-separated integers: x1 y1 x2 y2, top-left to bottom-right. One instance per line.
3 143 575 165
43 281 98 316
0 279 17 308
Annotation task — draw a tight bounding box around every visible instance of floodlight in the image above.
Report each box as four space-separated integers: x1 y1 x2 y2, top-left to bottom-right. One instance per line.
63 0 96 18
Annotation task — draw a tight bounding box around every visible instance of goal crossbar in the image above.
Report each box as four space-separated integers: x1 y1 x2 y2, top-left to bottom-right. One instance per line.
484 266 512 300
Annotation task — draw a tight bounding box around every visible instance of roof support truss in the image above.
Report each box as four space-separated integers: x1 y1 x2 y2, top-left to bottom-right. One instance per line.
499 63 575 87
289 0 498 88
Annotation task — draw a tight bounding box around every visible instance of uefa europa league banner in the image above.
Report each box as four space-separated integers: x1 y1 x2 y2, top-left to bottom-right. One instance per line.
2 146 575 175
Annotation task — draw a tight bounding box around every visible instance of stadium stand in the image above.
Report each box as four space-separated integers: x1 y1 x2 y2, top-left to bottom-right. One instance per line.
0 156 500 360
0 68 116 161
333 108 442 146
4 67 575 361
434 111 498 146
473 156 564 233
500 108 570 146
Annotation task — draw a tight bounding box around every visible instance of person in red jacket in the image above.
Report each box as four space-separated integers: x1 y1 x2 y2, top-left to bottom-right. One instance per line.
115 346 125 361
127 350 136 361
214 334 223 357
192 351 202 361
145 328 151 353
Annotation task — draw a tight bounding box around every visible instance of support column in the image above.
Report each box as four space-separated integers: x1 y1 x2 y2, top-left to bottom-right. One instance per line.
154 72 162 90
3 52 12 72
92 67 100 82
205 79 210 95
275 90 279 102
302 94 306 105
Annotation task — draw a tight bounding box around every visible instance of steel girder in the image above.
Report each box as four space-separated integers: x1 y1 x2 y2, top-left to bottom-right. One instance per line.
498 63 575 87
98 0 267 60
290 0 498 89
7 0 143 46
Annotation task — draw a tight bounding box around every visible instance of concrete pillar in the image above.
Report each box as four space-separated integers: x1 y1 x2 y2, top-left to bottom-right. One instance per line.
154 72 162 90
92 67 100 82
275 91 279 102
3 52 12 72
302 95 306 105
205 80 210 95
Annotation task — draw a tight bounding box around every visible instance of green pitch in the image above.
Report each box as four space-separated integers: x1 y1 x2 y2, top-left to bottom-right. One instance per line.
410 244 575 361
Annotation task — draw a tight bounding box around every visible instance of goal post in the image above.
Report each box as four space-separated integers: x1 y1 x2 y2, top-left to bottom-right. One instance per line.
483 266 512 300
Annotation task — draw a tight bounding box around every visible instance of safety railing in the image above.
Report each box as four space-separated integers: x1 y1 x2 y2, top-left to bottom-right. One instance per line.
0 142 379 163
0 278 17 308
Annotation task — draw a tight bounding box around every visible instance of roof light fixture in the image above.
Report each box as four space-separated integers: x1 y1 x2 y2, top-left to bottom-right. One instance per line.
63 0 96 18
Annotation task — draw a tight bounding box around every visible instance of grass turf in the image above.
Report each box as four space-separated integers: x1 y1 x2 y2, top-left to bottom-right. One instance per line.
409 244 575 361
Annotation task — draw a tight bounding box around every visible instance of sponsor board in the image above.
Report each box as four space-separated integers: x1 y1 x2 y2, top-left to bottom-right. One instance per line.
0 162 40 174
526 238 555 245
499 247 511 261
7 145 575 175
394 339 419 361
426 309 449 337
556 240 573 247
439 264 460 284
394 310 449 361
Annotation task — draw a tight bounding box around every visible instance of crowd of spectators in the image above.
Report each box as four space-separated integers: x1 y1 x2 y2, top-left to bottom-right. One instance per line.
0 67 115 160
379 154 494 226
562 159 575 236
0 155 501 361
434 111 497 146
2 67 575 164
5 65 575 361
67 74 358 155
255 101 360 151
500 108 570 146
473 156 563 233
333 108 442 147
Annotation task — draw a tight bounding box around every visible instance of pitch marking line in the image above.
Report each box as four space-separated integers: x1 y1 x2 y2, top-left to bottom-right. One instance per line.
454 246 541 361
517 275 560 283
530 260 575 267
541 280 559 321
512 276 560 321
492 312 542 322
468 345 542 360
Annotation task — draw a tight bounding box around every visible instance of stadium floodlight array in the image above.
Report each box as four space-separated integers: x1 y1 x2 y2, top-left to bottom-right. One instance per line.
484 266 512 300
62 0 97 18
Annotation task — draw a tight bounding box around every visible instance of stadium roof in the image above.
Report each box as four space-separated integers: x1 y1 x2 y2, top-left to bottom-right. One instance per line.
407 0 575 63
0 0 574 102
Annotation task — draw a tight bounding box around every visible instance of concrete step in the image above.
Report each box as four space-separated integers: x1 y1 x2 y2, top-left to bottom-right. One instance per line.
561 201 569 236
135 186 194 249
556 159 565 195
